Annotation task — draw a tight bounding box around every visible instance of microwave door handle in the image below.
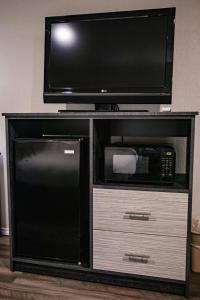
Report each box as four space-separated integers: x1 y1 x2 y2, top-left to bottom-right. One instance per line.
124 211 151 221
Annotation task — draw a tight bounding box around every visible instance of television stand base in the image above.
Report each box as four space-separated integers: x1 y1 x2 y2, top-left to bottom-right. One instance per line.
95 104 119 111
58 109 149 113
58 104 150 113
58 104 120 112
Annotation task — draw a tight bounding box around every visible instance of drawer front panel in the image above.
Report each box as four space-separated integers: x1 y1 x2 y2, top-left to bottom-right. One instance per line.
93 188 188 237
93 230 186 280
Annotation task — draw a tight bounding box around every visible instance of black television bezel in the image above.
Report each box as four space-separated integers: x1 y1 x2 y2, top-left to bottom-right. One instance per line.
43 7 175 104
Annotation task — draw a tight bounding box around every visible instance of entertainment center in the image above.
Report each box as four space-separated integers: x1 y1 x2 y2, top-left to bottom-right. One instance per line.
3 5 199 298
4 111 197 297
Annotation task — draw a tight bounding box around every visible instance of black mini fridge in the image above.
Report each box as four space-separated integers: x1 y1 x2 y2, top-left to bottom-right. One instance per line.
13 138 89 266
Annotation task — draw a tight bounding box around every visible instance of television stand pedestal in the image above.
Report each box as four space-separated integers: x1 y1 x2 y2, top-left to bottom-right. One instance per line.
94 104 119 111
58 104 149 113
58 104 119 113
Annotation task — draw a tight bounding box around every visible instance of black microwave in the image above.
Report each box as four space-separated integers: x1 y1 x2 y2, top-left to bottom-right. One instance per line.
104 145 176 184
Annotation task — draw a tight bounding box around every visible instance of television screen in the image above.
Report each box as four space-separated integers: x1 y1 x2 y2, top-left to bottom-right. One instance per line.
44 8 175 104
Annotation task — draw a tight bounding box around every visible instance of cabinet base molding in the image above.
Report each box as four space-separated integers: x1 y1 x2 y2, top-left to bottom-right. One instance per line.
13 258 186 296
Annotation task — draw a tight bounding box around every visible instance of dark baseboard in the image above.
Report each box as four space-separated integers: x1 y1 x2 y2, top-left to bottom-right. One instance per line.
13 260 186 296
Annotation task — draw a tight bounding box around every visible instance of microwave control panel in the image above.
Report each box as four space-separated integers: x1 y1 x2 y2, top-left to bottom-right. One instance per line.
161 151 175 178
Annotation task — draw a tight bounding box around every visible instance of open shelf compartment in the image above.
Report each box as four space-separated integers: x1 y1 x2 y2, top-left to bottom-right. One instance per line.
93 118 192 190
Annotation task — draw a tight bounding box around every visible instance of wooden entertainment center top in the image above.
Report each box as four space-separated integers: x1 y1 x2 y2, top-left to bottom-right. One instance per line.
3 111 198 118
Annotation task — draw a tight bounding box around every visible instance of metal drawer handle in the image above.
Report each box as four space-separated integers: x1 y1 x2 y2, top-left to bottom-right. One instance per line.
124 211 151 221
124 253 150 264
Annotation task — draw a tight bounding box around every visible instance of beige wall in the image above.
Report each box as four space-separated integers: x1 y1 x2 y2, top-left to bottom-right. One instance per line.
0 0 200 232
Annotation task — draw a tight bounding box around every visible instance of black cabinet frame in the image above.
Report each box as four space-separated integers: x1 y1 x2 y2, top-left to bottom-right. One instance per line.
3 111 197 296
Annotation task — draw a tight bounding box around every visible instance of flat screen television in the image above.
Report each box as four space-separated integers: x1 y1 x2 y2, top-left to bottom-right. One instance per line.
44 8 175 105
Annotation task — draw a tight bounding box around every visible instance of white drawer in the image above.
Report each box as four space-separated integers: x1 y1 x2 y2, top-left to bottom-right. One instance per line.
93 188 188 237
93 230 186 281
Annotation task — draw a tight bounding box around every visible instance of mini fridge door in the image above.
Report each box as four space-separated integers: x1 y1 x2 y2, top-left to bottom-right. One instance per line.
13 138 89 265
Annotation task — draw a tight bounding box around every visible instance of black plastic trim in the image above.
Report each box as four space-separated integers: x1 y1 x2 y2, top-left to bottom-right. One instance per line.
13 259 185 295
